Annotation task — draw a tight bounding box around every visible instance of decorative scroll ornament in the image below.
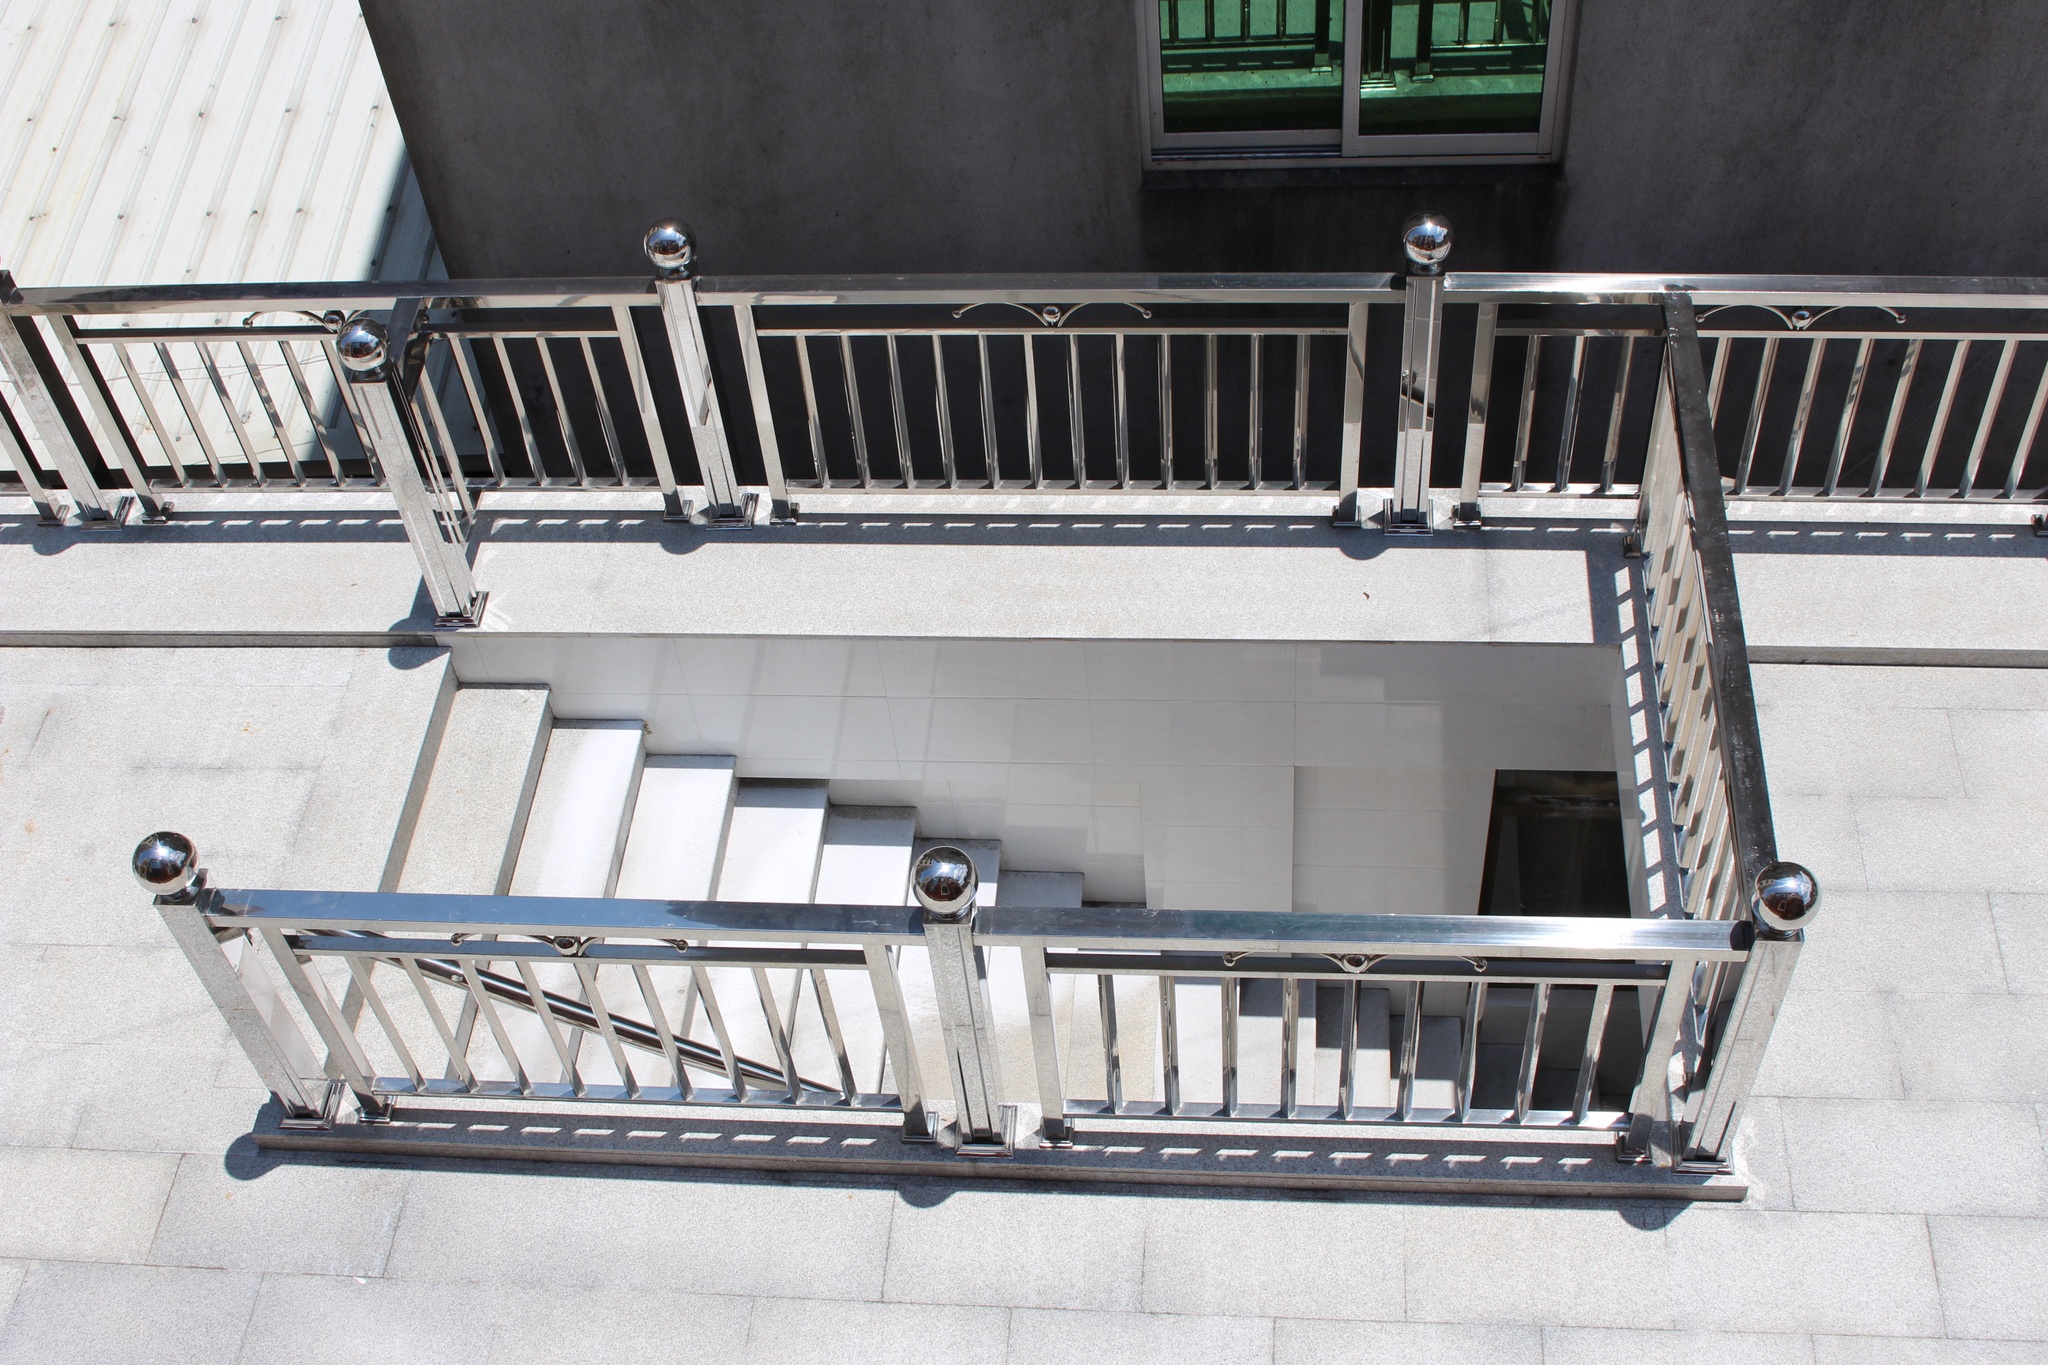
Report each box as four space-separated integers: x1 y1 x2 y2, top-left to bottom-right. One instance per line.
1697 303 1906 332
951 301 1154 328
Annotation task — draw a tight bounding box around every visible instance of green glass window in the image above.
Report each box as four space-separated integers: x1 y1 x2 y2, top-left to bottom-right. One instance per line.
1160 0 1348 135
1357 0 1551 136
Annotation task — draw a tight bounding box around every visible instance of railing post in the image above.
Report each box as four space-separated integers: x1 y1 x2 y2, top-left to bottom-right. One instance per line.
912 846 1015 1156
645 221 757 526
0 274 121 524
136 833 340 1128
1681 863 1818 1169
336 312 485 627
1454 301 1496 525
1389 213 1450 533
1333 300 1369 525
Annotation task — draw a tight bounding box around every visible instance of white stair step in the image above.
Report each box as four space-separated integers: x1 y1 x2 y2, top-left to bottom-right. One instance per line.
398 687 550 895
508 720 645 898
614 756 737 900
715 781 829 903
814 807 918 904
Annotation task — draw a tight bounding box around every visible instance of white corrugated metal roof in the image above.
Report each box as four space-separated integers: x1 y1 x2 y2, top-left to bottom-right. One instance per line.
0 0 430 287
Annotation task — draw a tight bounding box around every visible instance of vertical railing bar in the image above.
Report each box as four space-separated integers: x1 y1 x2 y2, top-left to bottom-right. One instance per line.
515 961 586 1095
1958 339 2016 499
492 336 549 484
1734 337 1777 495
1248 333 1263 485
341 956 422 1090
931 334 958 488
1553 334 1586 492
236 340 305 484
579 336 629 486
415 350 477 520
751 966 804 1103
630 962 691 1099
198 342 269 485
1159 975 1180 1116
2005 345 2048 499
574 960 641 1099
609 303 683 513
689 965 747 1099
252 927 380 1108
886 334 912 486
732 303 791 516
1017 944 1068 1144
45 321 166 515
534 338 590 486
114 343 188 485
1220 974 1239 1116
863 945 930 1134
1292 332 1312 490
1067 331 1085 485
1459 302 1497 508
1024 334 1043 487
1705 334 1731 422
1572 982 1614 1122
450 334 507 485
795 337 828 483
458 960 531 1095
1917 339 1970 498
977 334 999 487
1512 982 1550 1121
1203 332 1219 488
317 338 378 471
1114 332 1131 488
840 334 872 487
399 958 474 1089
1599 337 1635 494
1395 982 1422 1120
1338 978 1358 1120
1777 338 1825 495
156 343 227 484
1159 332 1176 488
1456 981 1484 1121
1821 337 1873 497
1097 973 1124 1115
1510 335 1540 491
808 968 861 1104
1279 975 1300 1118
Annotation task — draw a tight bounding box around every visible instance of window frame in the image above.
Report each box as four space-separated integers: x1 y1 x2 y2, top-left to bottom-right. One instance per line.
1137 0 1580 169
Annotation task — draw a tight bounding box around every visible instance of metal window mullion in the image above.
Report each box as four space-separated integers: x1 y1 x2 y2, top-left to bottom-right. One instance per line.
1958 339 2016 499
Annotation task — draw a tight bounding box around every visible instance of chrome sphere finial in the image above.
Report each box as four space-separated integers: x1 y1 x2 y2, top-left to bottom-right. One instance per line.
911 846 979 921
1401 212 1453 275
644 219 696 279
1754 861 1819 934
132 831 198 898
335 316 388 374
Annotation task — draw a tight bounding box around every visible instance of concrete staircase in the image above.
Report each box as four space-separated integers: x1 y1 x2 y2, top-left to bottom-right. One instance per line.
391 687 1483 1116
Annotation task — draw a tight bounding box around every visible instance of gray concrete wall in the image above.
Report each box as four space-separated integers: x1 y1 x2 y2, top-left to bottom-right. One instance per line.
361 2 2048 279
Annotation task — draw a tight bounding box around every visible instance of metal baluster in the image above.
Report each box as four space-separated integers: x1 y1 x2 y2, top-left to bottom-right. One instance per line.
931 334 958 488
235 340 304 484
458 959 531 1095
491 336 548 483
1735 337 1778 495
752 966 804 1102
1599 337 1636 494
255 926 385 1115
796 337 828 483
114 343 186 484
1958 339 2016 499
1279 976 1300 1118
1024 335 1043 487
1248 334 1263 485
1220 975 1240 1116
1553 334 1586 492
1067 332 1085 484
863 944 932 1137
1512 982 1550 1121
1511 336 1541 491
1458 303 1497 516
1338 978 1358 1120
1456 981 1485 1120
516 961 586 1094
416 352 477 522
1159 333 1177 488
578 336 628 486
1821 338 1873 497
978 334 1000 486
1097 974 1123 1114
51 322 168 517
0 314 116 518
611 303 686 516
630 962 691 1098
574 960 640 1098
839 334 872 487
535 337 589 485
807 969 860 1104
1395 983 1423 1120
1572 983 1613 1122
1203 332 1219 488
1916 340 1970 497
198 343 268 485
2005 346 2048 499
449 335 507 487
1159 975 1181 1115
1292 333 1312 490
1778 338 1825 495
1018 944 1069 1143
1114 333 1131 488
688 964 747 1099
157 343 227 483
1706 335 1731 422
887 334 912 485
400 957 474 1089
341 956 422 1091
732 304 792 517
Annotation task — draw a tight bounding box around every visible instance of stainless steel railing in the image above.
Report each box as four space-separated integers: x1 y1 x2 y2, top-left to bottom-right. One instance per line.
142 824 1811 1172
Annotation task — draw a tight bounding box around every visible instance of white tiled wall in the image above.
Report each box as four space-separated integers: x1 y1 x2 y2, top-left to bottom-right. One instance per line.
453 635 1621 913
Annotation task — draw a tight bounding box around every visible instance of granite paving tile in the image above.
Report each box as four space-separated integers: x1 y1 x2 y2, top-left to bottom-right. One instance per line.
881 1186 1149 1312
233 1273 493 1365
480 1285 753 1364
149 1153 410 1277
1810 1340 2048 1364
1789 892 2005 996
1140 1196 1404 1321
1399 1203 1677 1329
1990 894 2048 995
1779 1099 2048 1215
0 1145 179 1262
1664 1208 1942 1335
1541 1325 1816 1364
1004 1307 1273 1365
739 1298 1007 1365
1752 990 1905 1100
1272 1318 1542 1364
1891 993 2048 1104
1928 1216 2048 1341
0 1262 259 1365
